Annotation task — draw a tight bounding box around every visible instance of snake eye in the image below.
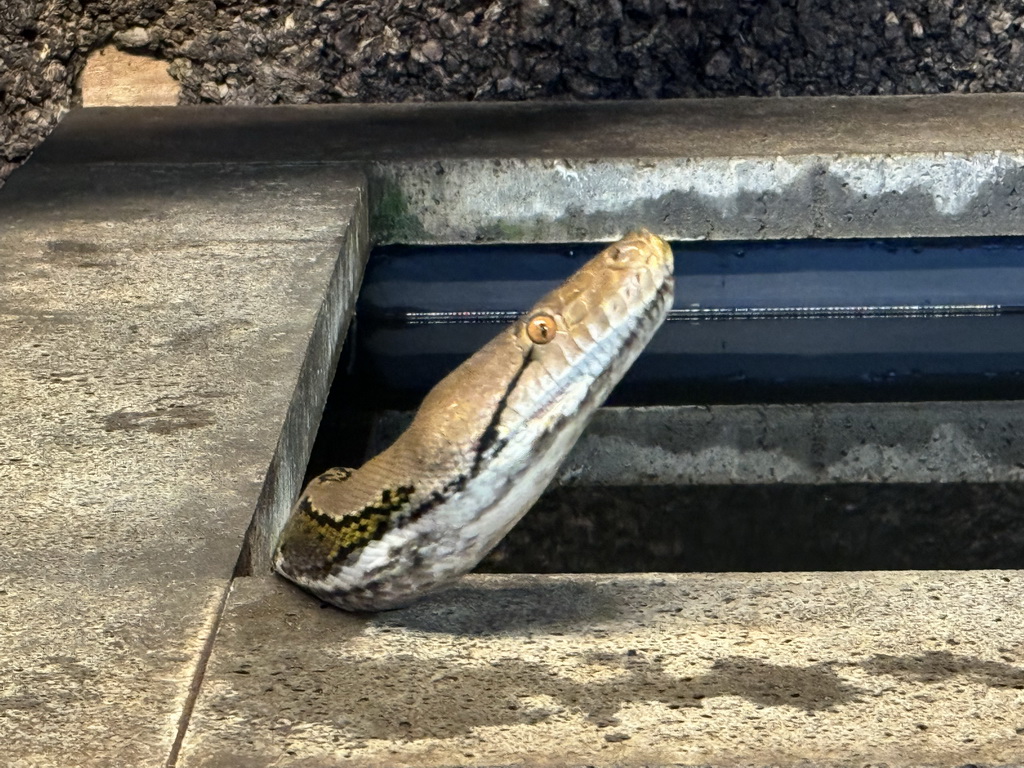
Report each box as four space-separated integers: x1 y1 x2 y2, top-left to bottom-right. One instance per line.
526 313 557 344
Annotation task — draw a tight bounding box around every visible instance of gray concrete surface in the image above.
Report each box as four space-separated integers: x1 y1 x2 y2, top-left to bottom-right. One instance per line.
31 94 1024 243
0 161 368 766
374 405 1024 575
180 573 1024 768
6 97 1024 768
372 401 1024 486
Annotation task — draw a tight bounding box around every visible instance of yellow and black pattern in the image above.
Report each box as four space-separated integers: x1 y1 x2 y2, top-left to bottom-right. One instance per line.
313 467 354 484
295 483 416 566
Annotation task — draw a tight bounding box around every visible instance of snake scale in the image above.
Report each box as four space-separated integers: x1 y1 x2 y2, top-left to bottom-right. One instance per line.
274 231 675 611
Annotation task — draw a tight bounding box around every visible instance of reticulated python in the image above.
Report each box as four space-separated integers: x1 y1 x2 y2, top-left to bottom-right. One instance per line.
274 231 675 611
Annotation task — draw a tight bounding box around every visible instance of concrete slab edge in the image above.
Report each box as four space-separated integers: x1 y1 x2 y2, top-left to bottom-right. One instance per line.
237 177 371 577
368 152 1024 244
27 95 1024 245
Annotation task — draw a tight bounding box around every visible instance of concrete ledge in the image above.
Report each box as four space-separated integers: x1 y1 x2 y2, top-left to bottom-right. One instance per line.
180 573 1024 767
369 149 1024 243
369 405 1024 574
0 161 368 765
30 94 1024 243
373 401 1024 486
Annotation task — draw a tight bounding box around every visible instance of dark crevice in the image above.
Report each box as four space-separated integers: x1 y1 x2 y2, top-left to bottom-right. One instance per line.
164 583 234 768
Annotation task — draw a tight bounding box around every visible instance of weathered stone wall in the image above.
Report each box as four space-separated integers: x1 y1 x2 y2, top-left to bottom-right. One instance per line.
3 0 1024 179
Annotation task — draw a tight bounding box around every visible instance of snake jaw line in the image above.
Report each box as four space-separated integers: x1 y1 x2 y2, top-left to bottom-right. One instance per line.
274 230 674 611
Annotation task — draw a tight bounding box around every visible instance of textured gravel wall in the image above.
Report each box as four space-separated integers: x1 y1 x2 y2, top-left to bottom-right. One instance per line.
3 0 1024 178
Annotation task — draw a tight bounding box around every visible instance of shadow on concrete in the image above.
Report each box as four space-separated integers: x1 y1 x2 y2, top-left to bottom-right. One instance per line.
379 579 621 636
859 650 1024 689
254 652 864 742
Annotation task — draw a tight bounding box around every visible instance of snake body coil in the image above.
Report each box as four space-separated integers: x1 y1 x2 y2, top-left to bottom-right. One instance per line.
274 231 675 611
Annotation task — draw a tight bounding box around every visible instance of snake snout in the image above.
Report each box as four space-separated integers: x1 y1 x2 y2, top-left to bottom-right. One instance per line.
606 230 674 276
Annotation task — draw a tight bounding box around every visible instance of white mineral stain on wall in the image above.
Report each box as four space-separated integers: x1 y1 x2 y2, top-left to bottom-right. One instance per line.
383 157 812 237
585 156 808 216
382 151 1024 241
832 151 1021 215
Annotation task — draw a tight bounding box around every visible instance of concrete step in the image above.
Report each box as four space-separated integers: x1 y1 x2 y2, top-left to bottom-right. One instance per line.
180 572 1024 767
0 158 367 765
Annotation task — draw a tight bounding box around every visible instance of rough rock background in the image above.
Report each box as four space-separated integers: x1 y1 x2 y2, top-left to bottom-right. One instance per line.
2 0 1024 181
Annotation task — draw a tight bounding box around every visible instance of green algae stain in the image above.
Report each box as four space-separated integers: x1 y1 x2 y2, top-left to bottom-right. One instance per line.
370 178 428 243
